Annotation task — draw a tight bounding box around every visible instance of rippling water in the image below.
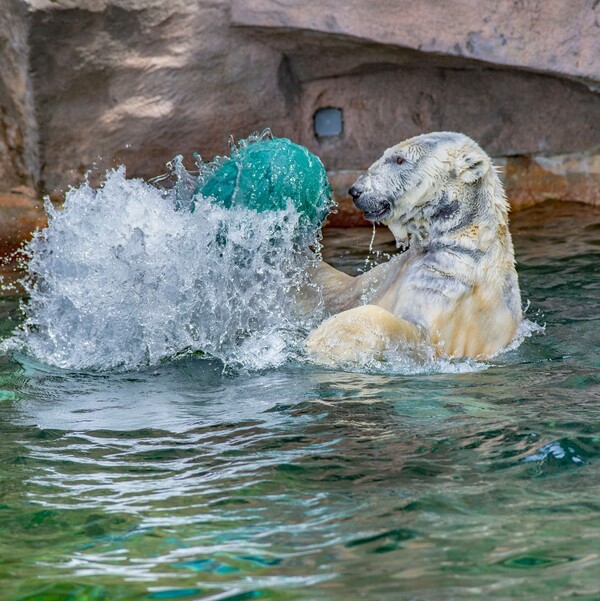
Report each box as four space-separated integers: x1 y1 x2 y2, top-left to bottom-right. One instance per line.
1 200 600 600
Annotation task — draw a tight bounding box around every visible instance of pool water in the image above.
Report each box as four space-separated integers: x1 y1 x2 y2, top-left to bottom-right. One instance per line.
1 200 600 600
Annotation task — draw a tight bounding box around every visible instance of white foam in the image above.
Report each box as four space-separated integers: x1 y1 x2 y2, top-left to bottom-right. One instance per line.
4 167 322 371
501 316 545 354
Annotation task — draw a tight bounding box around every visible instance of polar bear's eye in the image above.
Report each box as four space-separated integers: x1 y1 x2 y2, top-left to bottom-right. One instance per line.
396 157 405 165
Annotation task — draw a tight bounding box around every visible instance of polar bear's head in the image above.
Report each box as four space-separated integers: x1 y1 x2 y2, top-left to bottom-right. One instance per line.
349 132 501 247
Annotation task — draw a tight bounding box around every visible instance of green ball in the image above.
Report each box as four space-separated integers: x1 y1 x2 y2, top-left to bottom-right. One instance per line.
195 137 332 238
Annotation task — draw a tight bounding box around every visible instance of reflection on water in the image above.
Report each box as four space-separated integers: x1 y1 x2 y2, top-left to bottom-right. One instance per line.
0 200 600 600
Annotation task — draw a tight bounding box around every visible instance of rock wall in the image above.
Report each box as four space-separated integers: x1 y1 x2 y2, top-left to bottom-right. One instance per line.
27 0 293 192
231 0 600 88
0 0 599 236
231 0 600 222
296 66 600 170
0 0 38 189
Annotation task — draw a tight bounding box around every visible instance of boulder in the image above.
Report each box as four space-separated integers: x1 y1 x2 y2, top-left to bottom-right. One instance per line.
296 66 600 171
505 152 600 210
326 152 600 227
326 170 369 228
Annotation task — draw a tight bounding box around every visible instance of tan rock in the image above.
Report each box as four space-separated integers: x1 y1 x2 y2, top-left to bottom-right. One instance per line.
26 0 295 193
0 188 47 254
505 153 600 211
297 68 600 172
326 170 369 227
324 151 600 229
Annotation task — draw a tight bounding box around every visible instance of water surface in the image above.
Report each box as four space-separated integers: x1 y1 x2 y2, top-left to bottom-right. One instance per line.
1 200 600 600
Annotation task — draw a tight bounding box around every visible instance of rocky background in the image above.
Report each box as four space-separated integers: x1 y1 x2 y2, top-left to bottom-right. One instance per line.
0 0 599 247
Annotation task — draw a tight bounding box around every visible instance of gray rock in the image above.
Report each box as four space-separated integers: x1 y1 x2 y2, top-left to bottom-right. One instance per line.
27 0 292 192
297 67 600 171
0 0 38 189
232 0 600 88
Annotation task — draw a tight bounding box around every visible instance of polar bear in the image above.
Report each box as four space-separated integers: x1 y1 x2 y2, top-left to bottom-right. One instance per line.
306 132 522 366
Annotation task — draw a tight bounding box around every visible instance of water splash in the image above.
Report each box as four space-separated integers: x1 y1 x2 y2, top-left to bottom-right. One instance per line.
501 315 545 354
358 225 394 275
0 130 540 375
362 223 378 271
4 166 324 372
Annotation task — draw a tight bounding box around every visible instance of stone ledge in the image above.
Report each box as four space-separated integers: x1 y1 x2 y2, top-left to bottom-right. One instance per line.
505 155 600 210
231 0 600 87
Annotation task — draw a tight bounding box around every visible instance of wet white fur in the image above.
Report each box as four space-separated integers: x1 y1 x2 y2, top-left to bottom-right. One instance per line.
306 132 522 366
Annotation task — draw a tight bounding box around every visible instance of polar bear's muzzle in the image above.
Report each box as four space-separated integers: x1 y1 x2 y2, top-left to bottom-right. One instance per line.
349 179 393 222
357 199 393 222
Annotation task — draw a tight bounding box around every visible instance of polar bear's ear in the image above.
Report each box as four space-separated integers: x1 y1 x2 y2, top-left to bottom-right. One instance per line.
456 148 491 184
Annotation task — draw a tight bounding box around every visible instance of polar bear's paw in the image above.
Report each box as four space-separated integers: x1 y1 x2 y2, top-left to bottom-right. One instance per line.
305 304 422 368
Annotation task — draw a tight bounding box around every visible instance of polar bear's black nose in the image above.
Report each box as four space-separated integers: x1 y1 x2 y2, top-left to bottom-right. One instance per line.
348 185 362 200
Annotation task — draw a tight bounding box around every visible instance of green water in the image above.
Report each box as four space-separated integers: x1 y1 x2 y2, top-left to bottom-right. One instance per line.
1 200 599 600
